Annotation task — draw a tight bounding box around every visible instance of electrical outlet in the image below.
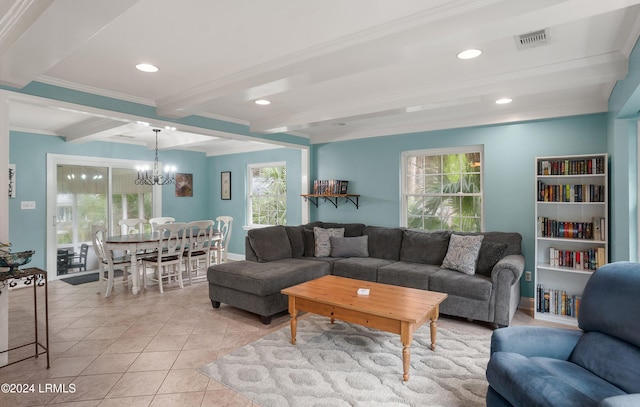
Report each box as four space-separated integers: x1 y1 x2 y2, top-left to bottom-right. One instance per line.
524 271 532 282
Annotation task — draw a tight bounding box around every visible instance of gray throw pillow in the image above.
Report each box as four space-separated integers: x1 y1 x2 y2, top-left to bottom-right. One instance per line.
441 234 484 275
330 235 369 258
476 241 508 277
314 227 344 257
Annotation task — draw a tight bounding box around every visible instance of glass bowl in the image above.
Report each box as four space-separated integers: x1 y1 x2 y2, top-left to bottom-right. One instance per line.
0 250 35 277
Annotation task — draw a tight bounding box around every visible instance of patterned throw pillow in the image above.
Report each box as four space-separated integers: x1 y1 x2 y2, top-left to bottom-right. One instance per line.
476 241 508 277
441 234 484 275
314 227 345 257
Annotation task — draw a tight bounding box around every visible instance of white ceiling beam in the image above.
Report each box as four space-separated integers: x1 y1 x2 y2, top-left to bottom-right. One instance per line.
249 52 628 134
60 117 129 143
0 0 141 88
156 0 638 119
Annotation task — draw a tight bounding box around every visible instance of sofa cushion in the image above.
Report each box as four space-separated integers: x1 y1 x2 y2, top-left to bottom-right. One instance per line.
330 235 369 258
429 268 492 301
570 331 640 394
399 230 450 265
363 226 404 260
314 227 345 257
377 261 440 290
441 234 484 275
247 225 292 262
285 225 306 258
207 258 330 297
476 241 508 277
332 257 395 282
321 223 365 237
302 229 315 257
456 231 522 256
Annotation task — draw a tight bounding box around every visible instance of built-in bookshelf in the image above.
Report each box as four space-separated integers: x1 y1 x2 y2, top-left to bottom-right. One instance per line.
534 154 608 326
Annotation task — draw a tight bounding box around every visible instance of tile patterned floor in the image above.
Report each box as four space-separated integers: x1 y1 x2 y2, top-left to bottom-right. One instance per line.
0 273 564 406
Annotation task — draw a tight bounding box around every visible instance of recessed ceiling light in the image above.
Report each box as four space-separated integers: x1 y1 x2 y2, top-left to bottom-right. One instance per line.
457 49 482 60
495 98 513 105
254 99 271 105
135 63 159 73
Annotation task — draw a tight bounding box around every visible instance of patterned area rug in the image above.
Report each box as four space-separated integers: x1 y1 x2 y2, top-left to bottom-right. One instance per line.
199 315 491 406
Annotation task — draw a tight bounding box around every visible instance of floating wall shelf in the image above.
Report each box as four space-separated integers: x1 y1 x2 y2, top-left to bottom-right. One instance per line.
301 194 360 209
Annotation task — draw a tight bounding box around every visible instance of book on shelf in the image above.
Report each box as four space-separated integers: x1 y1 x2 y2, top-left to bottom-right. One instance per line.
537 157 605 176
537 217 595 239
548 247 603 271
537 284 581 318
313 179 348 195
537 181 605 202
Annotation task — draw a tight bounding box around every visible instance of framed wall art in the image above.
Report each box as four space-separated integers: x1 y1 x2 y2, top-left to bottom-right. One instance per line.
221 171 231 200
175 173 193 197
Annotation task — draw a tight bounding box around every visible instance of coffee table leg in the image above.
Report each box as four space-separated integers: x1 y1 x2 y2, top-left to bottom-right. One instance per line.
430 309 440 350
401 322 412 381
288 297 297 345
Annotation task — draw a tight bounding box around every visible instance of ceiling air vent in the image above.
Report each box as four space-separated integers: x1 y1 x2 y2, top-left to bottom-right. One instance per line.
515 29 549 50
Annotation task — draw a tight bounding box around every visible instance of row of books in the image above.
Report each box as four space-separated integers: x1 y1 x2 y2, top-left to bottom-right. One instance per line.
548 247 605 270
537 182 605 203
537 157 605 176
536 285 581 318
313 179 348 195
537 217 605 240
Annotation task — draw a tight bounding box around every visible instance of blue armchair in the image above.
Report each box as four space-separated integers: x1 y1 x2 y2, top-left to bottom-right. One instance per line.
485 261 640 407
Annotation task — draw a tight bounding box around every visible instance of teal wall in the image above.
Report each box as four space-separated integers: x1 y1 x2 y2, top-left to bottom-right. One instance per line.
208 148 304 256
607 38 640 263
312 114 609 298
9 131 208 268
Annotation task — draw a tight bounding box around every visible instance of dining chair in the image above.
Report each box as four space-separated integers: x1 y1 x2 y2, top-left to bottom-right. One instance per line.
143 222 187 293
118 218 147 235
149 216 175 232
184 220 215 284
67 243 89 272
91 225 131 297
212 216 233 264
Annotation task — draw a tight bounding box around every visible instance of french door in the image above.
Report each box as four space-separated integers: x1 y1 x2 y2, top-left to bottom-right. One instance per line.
46 154 160 279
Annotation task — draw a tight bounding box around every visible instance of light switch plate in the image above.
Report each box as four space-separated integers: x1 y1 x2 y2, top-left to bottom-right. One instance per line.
21 201 36 210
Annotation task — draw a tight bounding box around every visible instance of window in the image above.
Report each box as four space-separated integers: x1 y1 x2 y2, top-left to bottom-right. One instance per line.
248 162 287 226
402 146 483 232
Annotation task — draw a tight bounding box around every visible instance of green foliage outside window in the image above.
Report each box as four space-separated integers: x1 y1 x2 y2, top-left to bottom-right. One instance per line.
250 165 287 225
406 151 482 232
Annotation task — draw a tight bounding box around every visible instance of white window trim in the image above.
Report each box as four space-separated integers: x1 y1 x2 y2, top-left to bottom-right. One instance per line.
246 161 286 228
400 145 484 231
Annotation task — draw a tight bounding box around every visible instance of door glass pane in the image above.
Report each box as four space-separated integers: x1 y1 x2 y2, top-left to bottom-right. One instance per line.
111 168 153 234
56 164 108 275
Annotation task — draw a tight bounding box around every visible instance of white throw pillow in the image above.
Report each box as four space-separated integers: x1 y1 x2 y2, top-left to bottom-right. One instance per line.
441 234 484 275
314 227 345 257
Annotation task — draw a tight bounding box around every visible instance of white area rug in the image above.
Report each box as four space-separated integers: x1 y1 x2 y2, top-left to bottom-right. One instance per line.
199 315 491 406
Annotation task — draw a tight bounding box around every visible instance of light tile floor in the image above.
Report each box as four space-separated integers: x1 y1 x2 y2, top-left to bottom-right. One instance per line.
0 273 565 406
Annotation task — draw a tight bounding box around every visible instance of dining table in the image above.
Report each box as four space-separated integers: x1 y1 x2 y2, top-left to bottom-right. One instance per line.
105 230 221 295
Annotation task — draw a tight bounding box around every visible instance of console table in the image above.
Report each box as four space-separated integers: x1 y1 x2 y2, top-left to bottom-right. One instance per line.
0 267 50 369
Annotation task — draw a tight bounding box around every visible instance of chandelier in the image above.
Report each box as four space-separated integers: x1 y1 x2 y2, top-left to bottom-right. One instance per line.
135 129 176 185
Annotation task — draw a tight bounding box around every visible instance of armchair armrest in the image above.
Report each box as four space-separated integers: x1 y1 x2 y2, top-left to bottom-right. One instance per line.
491 254 524 286
491 326 583 359
600 394 640 407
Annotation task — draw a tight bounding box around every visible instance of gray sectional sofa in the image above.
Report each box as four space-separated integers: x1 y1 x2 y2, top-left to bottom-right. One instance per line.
207 222 524 326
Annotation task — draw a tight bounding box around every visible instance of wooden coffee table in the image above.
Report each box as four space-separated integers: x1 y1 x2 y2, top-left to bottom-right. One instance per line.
281 275 448 381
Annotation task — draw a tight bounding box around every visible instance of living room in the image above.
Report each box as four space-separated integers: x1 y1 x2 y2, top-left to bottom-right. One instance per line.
1 2 640 406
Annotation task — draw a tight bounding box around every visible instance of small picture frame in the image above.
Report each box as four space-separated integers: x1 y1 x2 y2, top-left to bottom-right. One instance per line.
175 173 193 197
221 171 231 200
